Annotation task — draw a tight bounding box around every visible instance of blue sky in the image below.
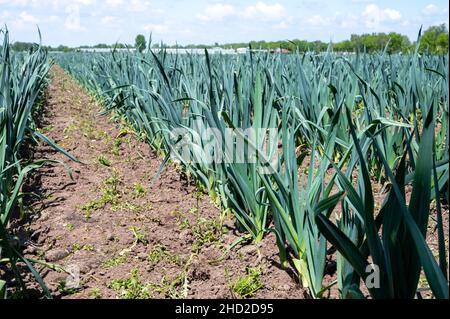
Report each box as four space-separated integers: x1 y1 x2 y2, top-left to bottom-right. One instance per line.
1 0 449 46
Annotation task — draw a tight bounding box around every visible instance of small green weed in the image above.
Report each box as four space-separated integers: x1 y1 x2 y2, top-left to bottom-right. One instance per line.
110 269 150 299
97 155 112 167
230 267 264 299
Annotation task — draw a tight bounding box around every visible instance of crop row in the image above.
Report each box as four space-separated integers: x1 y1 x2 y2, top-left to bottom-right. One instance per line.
55 39 449 298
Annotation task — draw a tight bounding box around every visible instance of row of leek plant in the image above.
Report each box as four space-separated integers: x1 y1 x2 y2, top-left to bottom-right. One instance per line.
1 28 77 298
54 37 448 298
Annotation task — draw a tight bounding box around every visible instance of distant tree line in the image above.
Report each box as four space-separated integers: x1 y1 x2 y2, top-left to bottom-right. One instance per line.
217 24 449 54
10 41 39 51
11 24 449 55
39 43 132 52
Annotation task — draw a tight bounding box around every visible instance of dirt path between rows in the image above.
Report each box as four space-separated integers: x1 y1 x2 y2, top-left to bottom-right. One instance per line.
20 65 309 299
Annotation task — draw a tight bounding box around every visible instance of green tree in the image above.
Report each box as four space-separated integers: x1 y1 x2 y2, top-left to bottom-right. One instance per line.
12 42 36 51
388 32 411 54
350 34 363 51
56 45 72 52
135 34 147 52
436 32 449 54
93 43 108 48
420 24 449 54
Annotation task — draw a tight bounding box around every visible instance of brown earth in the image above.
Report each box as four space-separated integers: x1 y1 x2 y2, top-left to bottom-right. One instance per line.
15 65 310 299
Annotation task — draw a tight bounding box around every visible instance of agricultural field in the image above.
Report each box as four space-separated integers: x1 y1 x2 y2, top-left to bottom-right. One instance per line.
0 26 449 300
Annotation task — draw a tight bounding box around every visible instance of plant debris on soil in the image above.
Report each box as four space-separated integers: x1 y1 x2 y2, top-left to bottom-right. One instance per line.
12 65 312 299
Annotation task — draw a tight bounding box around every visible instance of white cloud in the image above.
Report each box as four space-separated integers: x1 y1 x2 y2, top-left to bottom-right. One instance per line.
128 0 150 12
64 4 85 31
48 15 60 22
401 20 410 27
362 4 402 28
0 0 29 6
197 2 292 25
307 15 331 27
384 9 402 20
0 0 95 10
274 21 289 29
152 8 164 14
143 23 168 34
197 3 235 22
1 10 11 19
4 10 39 30
64 20 85 31
340 14 359 28
18 11 39 23
73 0 95 5
243 2 287 21
306 13 359 29
105 0 124 7
101 16 118 25
423 4 439 15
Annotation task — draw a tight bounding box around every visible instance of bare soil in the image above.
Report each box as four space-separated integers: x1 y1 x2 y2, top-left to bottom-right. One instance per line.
16 65 309 299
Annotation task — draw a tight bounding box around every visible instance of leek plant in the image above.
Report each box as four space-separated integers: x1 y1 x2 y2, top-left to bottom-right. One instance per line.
256 104 343 298
1 28 77 298
316 107 449 299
